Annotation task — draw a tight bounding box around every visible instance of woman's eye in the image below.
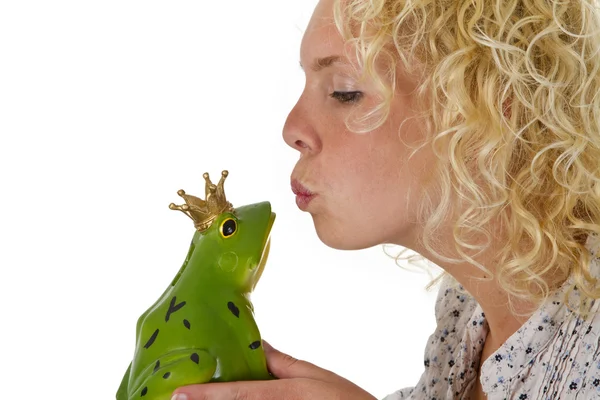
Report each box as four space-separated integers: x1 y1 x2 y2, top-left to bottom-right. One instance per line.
330 91 363 104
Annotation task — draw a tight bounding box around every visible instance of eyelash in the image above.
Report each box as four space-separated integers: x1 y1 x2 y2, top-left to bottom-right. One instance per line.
330 91 363 104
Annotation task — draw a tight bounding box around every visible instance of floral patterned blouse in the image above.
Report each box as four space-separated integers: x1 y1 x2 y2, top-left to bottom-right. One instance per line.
383 234 600 400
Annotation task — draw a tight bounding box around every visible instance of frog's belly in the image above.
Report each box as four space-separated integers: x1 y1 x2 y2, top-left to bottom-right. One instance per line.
131 303 254 384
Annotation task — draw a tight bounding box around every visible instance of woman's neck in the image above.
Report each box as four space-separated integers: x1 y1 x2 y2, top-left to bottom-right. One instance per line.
405 219 541 353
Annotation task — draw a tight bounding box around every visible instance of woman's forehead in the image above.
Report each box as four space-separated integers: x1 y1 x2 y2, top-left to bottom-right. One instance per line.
300 0 354 68
302 0 338 45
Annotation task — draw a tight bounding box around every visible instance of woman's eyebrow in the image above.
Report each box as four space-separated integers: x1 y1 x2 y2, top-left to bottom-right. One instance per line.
299 55 348 72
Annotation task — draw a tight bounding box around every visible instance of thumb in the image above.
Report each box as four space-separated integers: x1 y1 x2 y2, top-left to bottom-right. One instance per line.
261 340 337 382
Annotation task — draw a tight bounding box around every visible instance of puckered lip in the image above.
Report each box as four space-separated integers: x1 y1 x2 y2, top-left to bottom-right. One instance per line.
291 179 315 196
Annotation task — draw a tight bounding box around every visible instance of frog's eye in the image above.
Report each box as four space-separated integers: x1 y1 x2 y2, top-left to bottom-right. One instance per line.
220 218 237 238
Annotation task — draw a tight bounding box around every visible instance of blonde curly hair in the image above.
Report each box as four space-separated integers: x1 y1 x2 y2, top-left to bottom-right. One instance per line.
332 0 600 316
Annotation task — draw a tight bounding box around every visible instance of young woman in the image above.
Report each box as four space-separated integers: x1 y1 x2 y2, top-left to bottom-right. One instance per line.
172 0 600 398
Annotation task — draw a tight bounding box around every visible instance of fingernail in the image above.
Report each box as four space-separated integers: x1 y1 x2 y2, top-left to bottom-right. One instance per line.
172 394 187 400
262 339 273 351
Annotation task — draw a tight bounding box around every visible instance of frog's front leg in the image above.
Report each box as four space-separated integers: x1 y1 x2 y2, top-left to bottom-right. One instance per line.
129 349 217 400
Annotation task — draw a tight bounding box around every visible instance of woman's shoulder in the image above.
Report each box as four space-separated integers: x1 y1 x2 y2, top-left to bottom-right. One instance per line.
381 275 487 400
433 273 478 324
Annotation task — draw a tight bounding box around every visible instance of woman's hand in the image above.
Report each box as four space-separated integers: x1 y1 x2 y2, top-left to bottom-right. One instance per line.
171 340 378 400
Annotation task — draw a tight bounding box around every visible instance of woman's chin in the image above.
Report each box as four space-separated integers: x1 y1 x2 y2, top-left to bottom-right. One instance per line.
312 217 379 250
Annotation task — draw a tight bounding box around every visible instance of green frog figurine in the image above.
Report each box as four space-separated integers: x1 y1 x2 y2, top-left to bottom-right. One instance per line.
116 170 275 400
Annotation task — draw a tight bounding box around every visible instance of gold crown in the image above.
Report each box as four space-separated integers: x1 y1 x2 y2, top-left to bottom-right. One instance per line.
169 170 234 232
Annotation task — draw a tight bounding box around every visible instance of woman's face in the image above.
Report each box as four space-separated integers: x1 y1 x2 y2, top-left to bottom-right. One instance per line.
282 0 438 251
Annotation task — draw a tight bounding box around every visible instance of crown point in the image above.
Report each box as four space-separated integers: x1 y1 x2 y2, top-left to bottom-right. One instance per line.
171 170 234 232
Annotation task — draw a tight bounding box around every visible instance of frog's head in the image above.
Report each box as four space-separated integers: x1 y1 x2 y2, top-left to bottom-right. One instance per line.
201 201 275 292
170 171 275 292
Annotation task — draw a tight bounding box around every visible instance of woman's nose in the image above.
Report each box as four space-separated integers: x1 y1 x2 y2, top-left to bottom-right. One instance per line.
282 101 321 154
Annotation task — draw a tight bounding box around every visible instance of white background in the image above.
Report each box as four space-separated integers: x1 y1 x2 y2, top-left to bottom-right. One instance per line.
0 1 440 398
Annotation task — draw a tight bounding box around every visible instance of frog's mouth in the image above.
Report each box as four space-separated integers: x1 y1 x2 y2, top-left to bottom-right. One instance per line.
252 212 275 289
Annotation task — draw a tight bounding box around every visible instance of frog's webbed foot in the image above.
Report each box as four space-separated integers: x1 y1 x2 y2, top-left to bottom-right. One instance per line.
129 349 216 400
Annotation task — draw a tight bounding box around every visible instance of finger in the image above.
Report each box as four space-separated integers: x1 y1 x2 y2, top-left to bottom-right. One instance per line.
262 340 340 382
172 379 296 400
